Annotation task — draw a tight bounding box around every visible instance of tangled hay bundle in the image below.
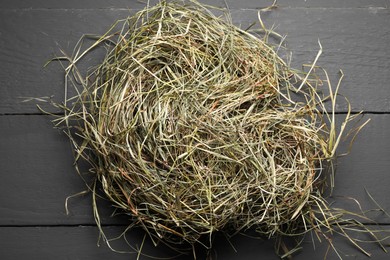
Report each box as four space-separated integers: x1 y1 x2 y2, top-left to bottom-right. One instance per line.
47 0 375 257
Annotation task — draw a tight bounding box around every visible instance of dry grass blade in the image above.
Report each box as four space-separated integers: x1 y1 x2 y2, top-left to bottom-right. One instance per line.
44 0 380 258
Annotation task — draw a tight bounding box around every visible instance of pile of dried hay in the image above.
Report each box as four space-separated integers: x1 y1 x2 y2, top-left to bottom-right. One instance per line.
46 0 375 258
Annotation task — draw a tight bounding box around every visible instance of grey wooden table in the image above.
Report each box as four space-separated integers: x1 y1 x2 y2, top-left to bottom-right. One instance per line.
1 0 390 259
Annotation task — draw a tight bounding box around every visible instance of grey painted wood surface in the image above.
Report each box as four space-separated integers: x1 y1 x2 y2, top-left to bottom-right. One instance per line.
1 115 390 226
0 226 389 260
0 0 389 259
1 7 389 113
0 0 388 9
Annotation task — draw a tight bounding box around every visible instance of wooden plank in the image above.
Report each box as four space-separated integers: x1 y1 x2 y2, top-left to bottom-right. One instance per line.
330 113 390 217
0 9 114 114
0 115 128 225
0 225 389 259
231 8 390 114
1 115 389 226
0 226 162 260
1 1 388 259
0 8 389 113
0 0 388 9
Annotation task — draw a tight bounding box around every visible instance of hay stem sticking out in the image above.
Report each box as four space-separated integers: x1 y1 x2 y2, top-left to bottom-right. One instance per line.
44 0 379 258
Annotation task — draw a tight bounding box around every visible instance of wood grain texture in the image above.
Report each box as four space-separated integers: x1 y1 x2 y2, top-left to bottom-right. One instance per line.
0 225 389 260
0 1 389 259
0 0 388 9
1 115 389 225
0 115 129 225
0 7 389 113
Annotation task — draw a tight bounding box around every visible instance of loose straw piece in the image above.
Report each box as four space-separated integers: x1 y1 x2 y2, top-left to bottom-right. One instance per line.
46 1 376 258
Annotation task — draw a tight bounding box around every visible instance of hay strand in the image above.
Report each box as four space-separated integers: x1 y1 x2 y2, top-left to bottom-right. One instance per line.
44 0 380 258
